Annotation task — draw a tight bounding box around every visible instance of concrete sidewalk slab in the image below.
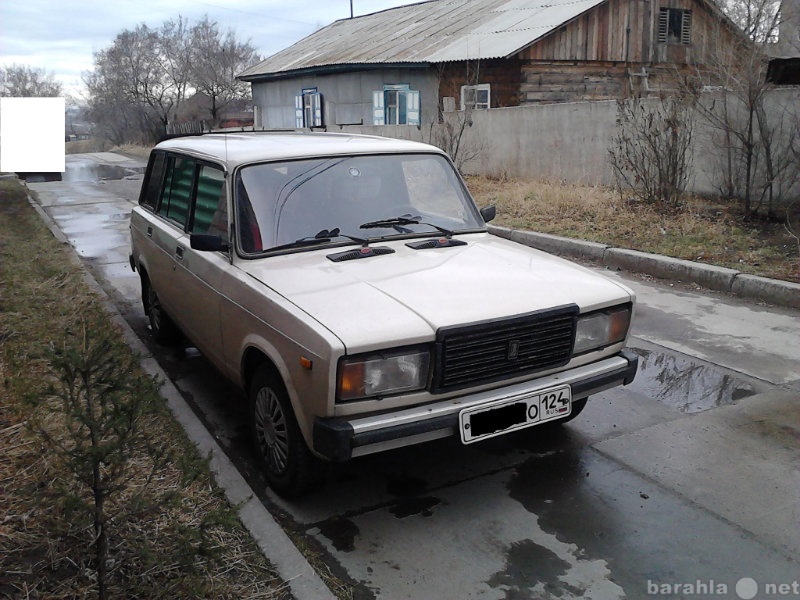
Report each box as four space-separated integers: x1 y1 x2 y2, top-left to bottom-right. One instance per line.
594 387 800 557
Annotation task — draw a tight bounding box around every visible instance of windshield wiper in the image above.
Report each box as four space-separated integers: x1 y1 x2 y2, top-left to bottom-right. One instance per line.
360 215 421 229
319 228 371 246
268 236 333 253
268 228 369 253
359 214 455 238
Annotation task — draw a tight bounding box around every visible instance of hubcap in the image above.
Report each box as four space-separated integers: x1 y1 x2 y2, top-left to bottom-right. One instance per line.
254 387 289 475
148 287 163 332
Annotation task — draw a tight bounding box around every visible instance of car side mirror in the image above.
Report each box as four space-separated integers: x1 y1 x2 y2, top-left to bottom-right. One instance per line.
191 233 230 252
480 205 496 223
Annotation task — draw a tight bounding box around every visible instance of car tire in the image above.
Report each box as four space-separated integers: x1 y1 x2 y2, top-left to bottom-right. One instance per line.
249 367 321 497
142 276 180 345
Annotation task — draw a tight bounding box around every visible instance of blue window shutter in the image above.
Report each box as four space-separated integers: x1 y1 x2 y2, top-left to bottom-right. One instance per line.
407 90 420 125
295 94 304 128
372 90 385 125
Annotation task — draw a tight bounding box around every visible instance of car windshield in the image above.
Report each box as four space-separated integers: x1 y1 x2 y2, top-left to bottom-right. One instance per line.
234 153 484 254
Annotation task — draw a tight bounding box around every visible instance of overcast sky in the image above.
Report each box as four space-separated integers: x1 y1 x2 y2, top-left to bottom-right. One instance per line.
0 0 422 99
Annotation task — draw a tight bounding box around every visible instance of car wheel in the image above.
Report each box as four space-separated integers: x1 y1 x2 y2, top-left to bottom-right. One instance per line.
249 367 320 497
142 276 180 344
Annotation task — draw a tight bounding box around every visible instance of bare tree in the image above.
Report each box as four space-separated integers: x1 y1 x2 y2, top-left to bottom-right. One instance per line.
189 17 259 126
86 15 258 144
0 63 63 97
686 0 799 218
84 66 151 145
609 94 695 210
786 200 800 267
87 21 191 143
427 60 488 173
717 0 782 42
158 16 193 120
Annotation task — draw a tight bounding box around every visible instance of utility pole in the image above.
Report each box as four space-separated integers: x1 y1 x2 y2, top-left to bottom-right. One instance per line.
350 0 354 18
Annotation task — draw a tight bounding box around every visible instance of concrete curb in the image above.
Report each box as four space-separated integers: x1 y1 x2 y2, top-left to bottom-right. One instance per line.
489 225 800 310
498 228 609 261
26 189 336 600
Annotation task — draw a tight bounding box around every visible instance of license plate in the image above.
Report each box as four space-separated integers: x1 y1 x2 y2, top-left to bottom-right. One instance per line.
459 385 572 444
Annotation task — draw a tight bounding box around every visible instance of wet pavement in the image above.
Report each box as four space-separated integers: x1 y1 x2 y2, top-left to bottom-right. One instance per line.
626 346 762 413
27 153 800 600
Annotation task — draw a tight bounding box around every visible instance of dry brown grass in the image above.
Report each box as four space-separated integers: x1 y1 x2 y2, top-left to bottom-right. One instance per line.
466 175 800 284
65 138 112 155
110 145 153 159
0 178 290 599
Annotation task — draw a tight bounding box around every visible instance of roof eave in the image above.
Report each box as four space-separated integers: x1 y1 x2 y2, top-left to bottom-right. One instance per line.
238 62 433 83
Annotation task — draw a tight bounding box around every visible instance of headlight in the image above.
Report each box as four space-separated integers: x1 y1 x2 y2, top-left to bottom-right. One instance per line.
573 305 632 355
337 347 431 402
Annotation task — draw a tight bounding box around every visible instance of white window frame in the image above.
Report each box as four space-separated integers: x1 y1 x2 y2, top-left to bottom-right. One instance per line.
295 87 323 128
372 84 420 125
460 83 491 110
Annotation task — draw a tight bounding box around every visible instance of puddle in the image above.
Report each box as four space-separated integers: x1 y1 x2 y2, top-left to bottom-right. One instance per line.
389 496 440 518
626 347 757 413
316 516 360 552
386 473 428 496
488 539 576 598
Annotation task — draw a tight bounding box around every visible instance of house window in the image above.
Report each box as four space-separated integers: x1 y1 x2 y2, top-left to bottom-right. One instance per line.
295 88 323 128
658 8 692 45
372 85 420 125
461 84 491 110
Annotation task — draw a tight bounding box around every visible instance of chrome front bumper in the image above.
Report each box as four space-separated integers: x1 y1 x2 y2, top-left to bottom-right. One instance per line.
313 349 638 461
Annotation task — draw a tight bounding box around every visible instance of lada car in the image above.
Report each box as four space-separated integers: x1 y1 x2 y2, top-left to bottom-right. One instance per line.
129 132 638 497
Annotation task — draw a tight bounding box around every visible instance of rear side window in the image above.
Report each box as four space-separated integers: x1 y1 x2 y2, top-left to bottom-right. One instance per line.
190 165 228 243
158 156 196 228
140 151 167 210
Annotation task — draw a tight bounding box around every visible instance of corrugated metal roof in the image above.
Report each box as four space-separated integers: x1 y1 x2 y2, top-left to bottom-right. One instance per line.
239 0 608 79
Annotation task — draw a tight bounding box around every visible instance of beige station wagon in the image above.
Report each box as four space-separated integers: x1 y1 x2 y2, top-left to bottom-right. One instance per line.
129 132 638 496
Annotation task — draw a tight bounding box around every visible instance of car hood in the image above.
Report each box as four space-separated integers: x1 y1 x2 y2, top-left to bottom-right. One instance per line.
240 233 633 352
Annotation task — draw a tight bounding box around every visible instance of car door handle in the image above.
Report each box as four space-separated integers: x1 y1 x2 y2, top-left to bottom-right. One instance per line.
146 226 153 237
175 246 184 260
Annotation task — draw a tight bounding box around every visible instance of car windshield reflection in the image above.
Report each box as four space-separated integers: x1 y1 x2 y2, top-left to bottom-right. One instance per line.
235 153 482 255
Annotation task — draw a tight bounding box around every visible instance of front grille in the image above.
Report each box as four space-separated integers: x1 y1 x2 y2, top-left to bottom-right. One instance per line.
431 305 578 392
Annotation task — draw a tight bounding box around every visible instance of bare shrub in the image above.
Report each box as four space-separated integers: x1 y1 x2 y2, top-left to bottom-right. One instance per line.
428 109 488 173
683 0 800 219
608 95 695 211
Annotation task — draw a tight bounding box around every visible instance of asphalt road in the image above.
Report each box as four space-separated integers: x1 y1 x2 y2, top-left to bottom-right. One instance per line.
27 153 800 600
